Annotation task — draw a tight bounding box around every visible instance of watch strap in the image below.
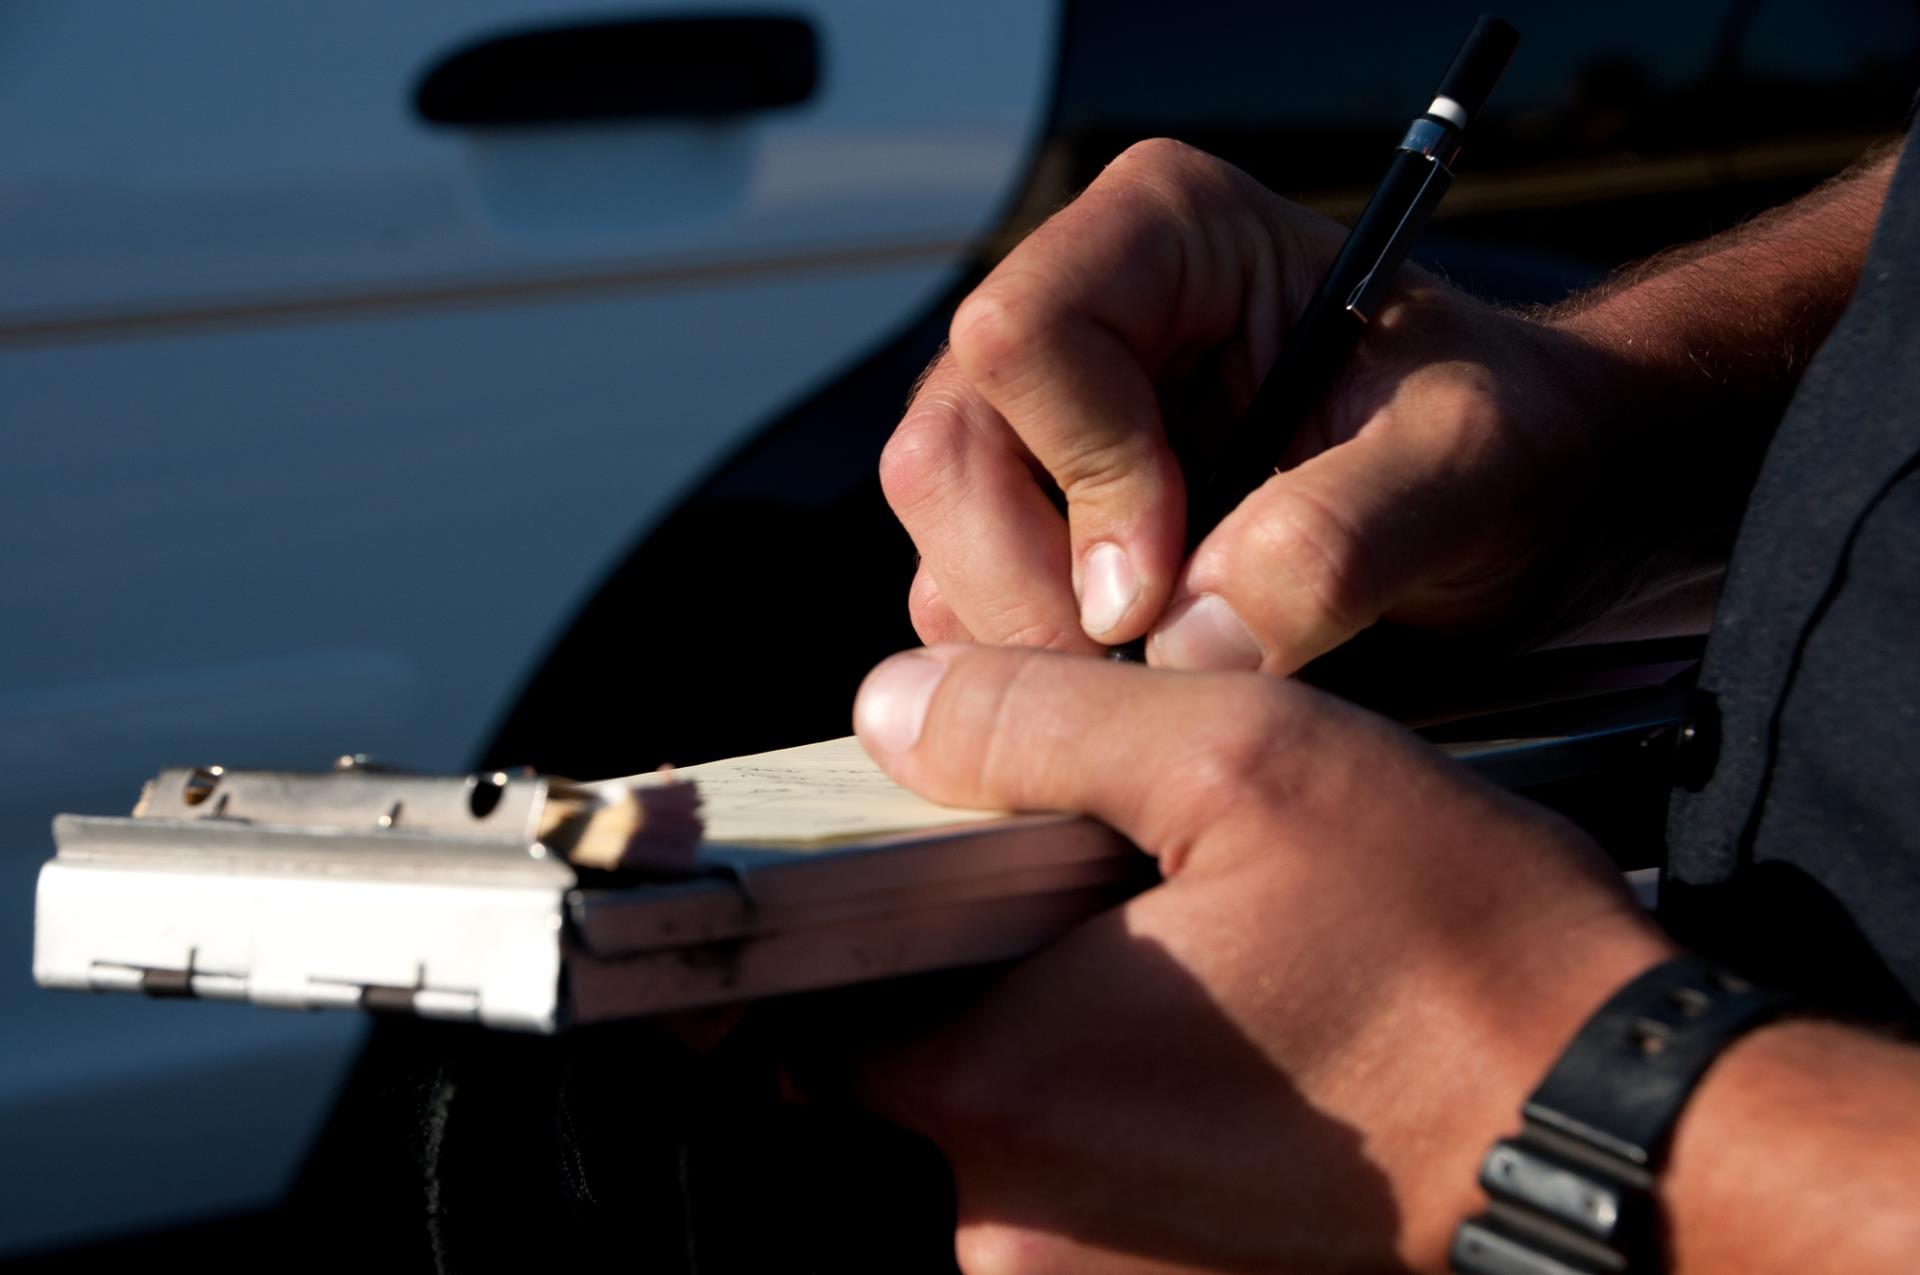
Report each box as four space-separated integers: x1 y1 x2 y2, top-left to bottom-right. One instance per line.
1450 957 1796 1274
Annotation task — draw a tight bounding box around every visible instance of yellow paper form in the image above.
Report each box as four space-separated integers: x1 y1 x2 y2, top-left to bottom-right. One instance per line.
620 735 1007 846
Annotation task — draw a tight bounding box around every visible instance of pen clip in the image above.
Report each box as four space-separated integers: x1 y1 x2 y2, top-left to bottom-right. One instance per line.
1343 155 1452 323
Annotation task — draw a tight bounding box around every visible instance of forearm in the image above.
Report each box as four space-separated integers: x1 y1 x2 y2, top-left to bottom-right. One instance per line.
1549 149 1896 425
1524 149 1897 640
1663 1018 1920 1271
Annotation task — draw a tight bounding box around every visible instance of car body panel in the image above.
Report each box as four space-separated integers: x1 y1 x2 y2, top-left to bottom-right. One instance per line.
0 0 1058 1254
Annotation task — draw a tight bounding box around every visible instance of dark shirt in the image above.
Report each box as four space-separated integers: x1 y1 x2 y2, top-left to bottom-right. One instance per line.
1665 127 1920 1025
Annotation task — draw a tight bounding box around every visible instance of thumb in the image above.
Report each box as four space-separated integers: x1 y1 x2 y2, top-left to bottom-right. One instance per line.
1151 425 1503 674
852 643 1344 875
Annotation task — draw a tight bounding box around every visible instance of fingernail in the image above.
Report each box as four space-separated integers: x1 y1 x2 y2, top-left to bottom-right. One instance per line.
1150 595 1264 671
854 651 950 756
1078 542 1140 639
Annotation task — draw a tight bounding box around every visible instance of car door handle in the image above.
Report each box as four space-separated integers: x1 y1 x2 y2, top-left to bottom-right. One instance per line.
414 15 818 126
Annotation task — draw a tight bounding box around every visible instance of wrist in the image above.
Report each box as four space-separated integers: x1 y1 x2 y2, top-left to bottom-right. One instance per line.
1398 916 1679 1274
1447 952 1818 1275
1537 300 1771 483
1444 957 1920 1275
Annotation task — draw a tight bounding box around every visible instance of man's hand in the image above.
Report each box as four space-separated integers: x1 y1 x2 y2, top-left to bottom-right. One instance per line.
844 643 1673 1273
836 644 1920 1274
881 140 1892 670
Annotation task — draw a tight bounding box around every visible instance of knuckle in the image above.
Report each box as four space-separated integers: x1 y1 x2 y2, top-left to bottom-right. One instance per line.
1051 431 1144 503
906 591 945 640
907 577 963 644
878 414 966 519
1168 681 1319 849
1110 135 1194 170
1109 135 1205 176
909 610 953 646
1185 692 1285 800
949 286 1046 386
968 652 1044 797
965 596 1090 653
989 614 1085 650
1244 488 1382 636
1106 137 1241 216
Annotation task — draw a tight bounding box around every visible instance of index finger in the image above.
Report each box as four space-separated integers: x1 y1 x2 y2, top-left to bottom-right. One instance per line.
881 352 1100 653
947 140 1310 645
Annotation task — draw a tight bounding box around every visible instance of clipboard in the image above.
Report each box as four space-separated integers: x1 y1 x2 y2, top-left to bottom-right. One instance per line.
33 651 1692 1033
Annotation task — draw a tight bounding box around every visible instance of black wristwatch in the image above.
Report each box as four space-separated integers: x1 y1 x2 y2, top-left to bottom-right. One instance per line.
1449 957 1796 1274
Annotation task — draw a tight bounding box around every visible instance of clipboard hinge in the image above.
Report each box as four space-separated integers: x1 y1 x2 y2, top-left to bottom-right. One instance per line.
81 957 485 1021
37 764 579 1032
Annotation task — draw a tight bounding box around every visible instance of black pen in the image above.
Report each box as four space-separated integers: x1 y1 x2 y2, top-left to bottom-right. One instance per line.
1116 15 1518 660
